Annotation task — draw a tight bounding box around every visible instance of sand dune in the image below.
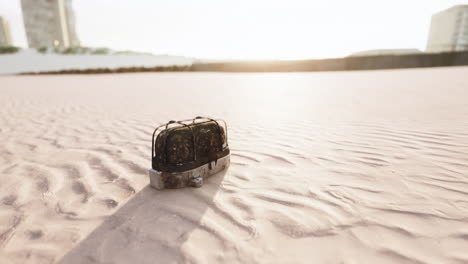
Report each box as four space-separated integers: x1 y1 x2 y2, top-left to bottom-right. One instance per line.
1 67 468 263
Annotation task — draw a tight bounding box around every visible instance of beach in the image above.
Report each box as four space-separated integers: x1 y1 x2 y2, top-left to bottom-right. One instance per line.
1 67 468 263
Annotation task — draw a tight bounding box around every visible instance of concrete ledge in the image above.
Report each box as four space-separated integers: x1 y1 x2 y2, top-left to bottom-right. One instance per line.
149 154 230 189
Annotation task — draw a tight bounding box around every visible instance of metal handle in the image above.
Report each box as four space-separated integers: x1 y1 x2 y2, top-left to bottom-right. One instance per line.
152 123 167 158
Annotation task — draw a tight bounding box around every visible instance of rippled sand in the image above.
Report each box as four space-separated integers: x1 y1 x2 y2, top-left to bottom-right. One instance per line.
1 67 468 264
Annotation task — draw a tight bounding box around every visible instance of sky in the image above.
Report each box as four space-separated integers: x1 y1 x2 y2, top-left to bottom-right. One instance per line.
0 0 467 59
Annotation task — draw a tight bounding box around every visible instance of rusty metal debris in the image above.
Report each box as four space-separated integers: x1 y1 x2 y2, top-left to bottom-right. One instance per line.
149 117 230 189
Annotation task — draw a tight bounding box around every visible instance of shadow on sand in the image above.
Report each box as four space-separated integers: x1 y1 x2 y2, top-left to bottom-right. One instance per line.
59 170 227 264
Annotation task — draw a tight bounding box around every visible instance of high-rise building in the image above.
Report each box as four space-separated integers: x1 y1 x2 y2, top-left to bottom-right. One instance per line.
0 16 12 46
426 5 468 52
21 0 80 48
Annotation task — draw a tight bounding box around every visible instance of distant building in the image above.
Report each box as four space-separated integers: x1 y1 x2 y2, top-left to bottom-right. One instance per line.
349 49 422 57
21 0 80 48
426 5 468 52
0 16 12 46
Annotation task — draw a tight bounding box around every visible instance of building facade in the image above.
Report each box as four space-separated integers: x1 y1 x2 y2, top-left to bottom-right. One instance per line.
427 5 468 52
0 16 12 46
21 0 80 48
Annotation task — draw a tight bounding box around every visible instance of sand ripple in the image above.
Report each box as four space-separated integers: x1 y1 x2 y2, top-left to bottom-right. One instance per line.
1 68 468 263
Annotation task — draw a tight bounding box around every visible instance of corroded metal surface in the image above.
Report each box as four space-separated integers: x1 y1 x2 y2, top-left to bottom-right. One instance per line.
150 117 230 189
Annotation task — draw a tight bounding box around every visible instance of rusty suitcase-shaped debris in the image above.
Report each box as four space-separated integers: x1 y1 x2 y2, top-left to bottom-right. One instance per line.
149 117 230 189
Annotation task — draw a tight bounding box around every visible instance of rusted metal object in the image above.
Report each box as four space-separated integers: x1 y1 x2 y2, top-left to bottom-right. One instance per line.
149 117 230 189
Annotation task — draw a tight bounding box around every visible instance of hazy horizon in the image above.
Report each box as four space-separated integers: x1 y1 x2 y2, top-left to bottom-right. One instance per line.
1 0 468 59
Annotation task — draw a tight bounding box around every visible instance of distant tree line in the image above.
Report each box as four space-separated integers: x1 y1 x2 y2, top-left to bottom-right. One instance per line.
20 50 468 75
0 46 21 54
37 46 111 55
0 45 153 55
36 46 153 55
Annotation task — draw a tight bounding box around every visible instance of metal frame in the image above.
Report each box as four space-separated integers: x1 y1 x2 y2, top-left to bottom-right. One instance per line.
151 116 229 161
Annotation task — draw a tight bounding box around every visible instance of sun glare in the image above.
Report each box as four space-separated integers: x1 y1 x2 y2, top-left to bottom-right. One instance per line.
2 0 468 59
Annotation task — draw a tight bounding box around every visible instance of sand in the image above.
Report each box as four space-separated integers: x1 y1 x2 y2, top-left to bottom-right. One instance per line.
1 67 468 264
